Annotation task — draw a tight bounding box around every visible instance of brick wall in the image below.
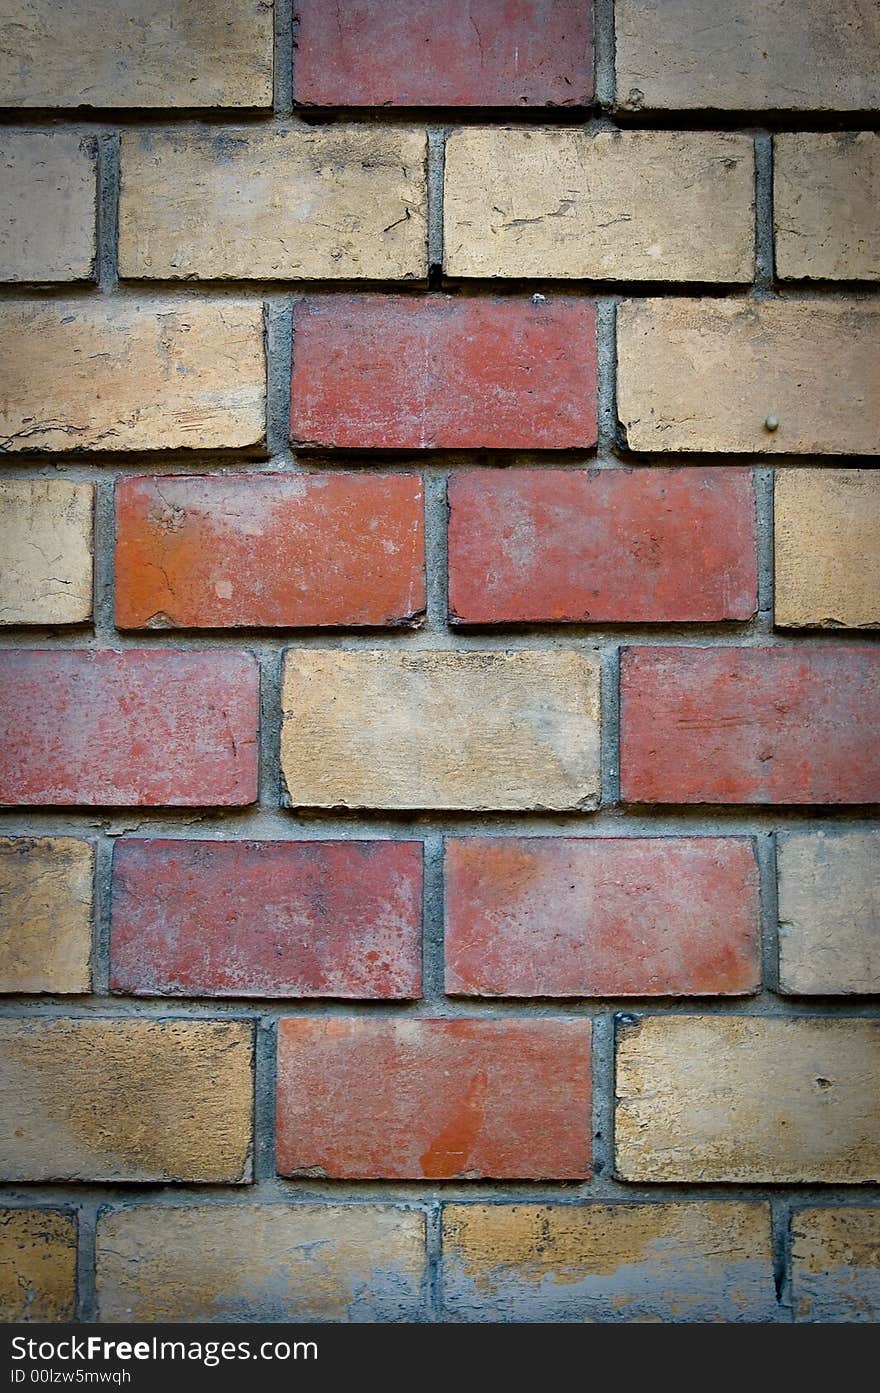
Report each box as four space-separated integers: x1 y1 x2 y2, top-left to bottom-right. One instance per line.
0 0 878 1325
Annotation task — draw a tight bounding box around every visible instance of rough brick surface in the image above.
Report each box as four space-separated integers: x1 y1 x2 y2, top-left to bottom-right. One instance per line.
444 129 754 282
442 1203 776 1322
617 299 880 455
0 1018 253 1182
775 133 880 281
293 0 594 108
444 837 760 998
119 128 428 281
0 838 92 994
792 1209 880 1323
0 0 273 108
0 1209 76 1323
0 299 265 453
0 650 259 806
448 468 757 625
0 481 93 625
276 1017 592 1180
614 0 880 112
0 131 96 281
115 473 425 630
620 646 880 804
616 1016 880 1183
290 295 598 451
774 470 880 630
281 649 600 811
110 838 422 999
777 831 880 995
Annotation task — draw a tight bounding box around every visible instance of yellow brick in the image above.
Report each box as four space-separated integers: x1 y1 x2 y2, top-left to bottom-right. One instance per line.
0 1209 76 1322
778 832 880 995
0 1019 253 1182
792 1208 880 1322
775 133 880 281
0 838 92 994
444 129 754 282
0 0 272 108
442 1202 775 1322
775 469 880 630
0 482 93 625
0 131 96 281
119 127 428 281
617 299 880 454
616 1016 880 1183
281 649 600 811
0 299 265 452
97 1205 426 1321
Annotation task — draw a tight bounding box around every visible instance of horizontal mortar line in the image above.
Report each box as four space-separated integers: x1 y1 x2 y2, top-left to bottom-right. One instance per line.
0 998 877 1018
2 280 880 300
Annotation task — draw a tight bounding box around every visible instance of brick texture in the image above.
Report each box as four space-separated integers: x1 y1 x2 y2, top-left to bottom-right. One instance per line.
775 133 880 281
0 481 93 625
0 131 96 281
0 1209 77 1323
792 1209 880 1323
774 470 880 630
0 838 92 994
777 832 880 995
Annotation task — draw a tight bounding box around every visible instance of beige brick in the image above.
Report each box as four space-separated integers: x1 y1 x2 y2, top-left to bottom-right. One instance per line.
616 1016 880 1183
0 838 92 994
617 299 880 454
0 300 265 452
778 832 880 995
0 481 93 625
0 1209 76 1322
119 127 428 282
97 1205 426 1321
775 470 880 629
0 131 96 282
0 1019 253 1182
615 0 880 112
0 0 272 108
281 649 600 811
775 133 880 281
792 1208 880 1322
442 1203 775 1322
444 129 754 282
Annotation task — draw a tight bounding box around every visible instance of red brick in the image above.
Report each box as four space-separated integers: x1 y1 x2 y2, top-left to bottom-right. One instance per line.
620 646 880 805
293 1 594 108
290 296 597 451
0 651 258 807
448 468 757 624
276 1017 591 1179
110 839 422 999
115 474 425 630
445 837 761 997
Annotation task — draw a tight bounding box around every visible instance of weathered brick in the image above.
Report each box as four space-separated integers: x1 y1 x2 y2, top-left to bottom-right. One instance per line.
792 1209 880 1323
445 837 760 998
0 650 259 807
774 470 880 630
444 129 754 282
617 299 880 455
281 649 600 811
290 295 597 451
97 1205 425 1322
111 838 422 999
0 481 93 625
293 0 593 107
0 299 265 453
616 1016 880 1183
0 131 96 281
441 1202 775 1322
119 128 428 281
0 838 92 994
775 133 880 281
277 1018 591 1180
0 0 273 108
620 646 880 804
0 1209 76 1322
778 832 880 996
448 468 757 625
615 0 880 112
0 1018 253 1182
114 473 425 630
